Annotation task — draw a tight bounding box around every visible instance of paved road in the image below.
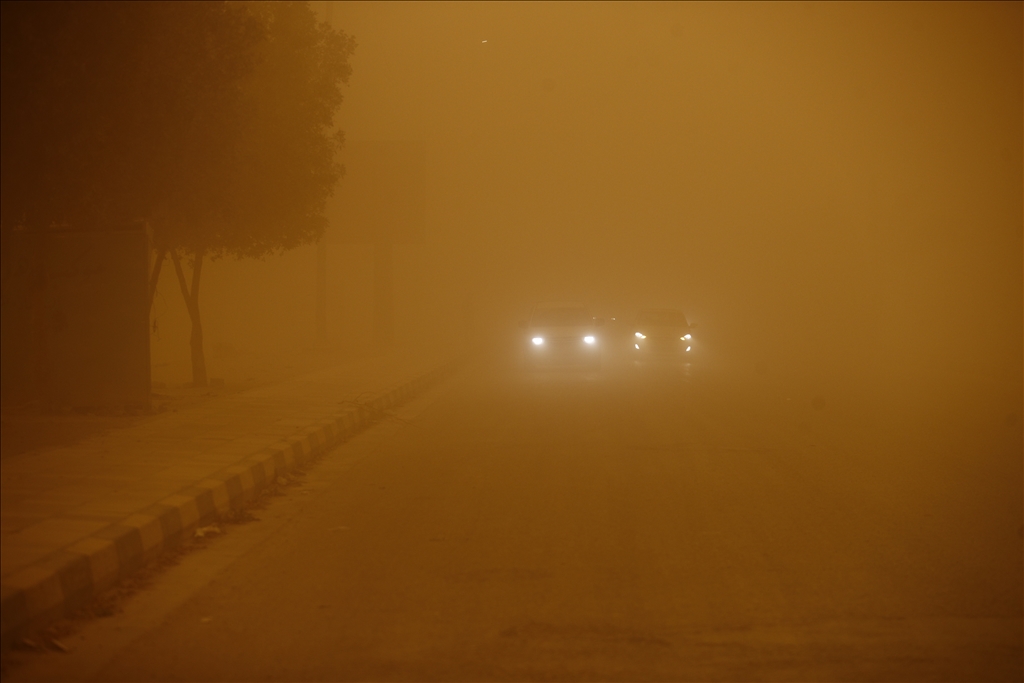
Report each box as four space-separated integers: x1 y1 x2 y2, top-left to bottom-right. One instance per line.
9 351 1022 681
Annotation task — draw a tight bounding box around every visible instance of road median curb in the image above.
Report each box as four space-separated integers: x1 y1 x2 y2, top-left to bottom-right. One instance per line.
1 357 461 651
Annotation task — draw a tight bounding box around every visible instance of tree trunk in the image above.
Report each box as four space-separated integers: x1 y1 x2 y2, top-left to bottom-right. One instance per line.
171 248 208 387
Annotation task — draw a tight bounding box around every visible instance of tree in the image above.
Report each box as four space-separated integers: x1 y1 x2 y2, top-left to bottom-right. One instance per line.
1 1 356 386
154 2 355 385
1 2 265 232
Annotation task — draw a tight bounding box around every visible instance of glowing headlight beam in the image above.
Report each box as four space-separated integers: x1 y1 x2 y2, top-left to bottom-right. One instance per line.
532 337 544 346
583 335 596 344
682 334 691 340
635 332 646 339
686 346 691 352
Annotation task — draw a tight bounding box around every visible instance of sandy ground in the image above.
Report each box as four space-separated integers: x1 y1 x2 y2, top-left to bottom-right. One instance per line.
5 343 1020 681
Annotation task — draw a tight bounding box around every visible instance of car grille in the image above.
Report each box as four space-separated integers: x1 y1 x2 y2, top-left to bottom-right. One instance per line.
642 337 685 352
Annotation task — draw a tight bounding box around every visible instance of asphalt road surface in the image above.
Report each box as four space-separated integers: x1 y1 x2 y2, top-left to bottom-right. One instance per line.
9 349 1023 681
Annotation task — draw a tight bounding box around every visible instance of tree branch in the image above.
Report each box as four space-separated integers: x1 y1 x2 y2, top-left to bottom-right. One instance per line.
190 248 204 310
149 246 167 311
170 248 191 309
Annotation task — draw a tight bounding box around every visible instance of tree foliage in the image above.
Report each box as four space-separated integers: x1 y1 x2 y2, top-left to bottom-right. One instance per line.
2 2 253 232
1 1 356 384
220 2 356 259
2 1 355 255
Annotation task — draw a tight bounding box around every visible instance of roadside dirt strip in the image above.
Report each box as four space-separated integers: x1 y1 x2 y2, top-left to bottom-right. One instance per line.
0 358 461 651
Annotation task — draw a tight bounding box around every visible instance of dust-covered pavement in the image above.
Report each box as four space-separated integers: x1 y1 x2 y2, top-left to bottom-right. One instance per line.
6 349 1021 682
0 344 460 655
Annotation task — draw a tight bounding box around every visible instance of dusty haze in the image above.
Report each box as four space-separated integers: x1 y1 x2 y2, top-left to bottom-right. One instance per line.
156 2 1021 404
2 2 1021 679
96 0 1024 558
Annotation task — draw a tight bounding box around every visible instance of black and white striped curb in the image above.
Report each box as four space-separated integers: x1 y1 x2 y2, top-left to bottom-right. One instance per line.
1 358 461 651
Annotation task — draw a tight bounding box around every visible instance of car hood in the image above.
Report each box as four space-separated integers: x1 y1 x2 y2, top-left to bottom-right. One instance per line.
636 325 690 337
527 325 596 336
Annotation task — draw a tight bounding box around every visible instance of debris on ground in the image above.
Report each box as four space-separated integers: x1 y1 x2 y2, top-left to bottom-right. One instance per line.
194 524 222 539
222 507 259 524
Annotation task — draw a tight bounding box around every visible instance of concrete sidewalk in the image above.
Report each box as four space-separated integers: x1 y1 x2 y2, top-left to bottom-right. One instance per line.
0 351 460 649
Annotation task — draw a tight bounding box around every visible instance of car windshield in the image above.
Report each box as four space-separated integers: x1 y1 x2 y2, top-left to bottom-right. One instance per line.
531 307 591 326
637 309 688 326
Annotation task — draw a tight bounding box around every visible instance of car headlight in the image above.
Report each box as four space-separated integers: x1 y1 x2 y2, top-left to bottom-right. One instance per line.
532 337 544 345
583 335 596 344
682 334 691 340
635 332 646 339
686 345 691 352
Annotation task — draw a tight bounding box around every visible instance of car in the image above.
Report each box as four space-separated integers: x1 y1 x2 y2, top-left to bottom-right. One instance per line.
631 308 695 361
520 302 604 369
